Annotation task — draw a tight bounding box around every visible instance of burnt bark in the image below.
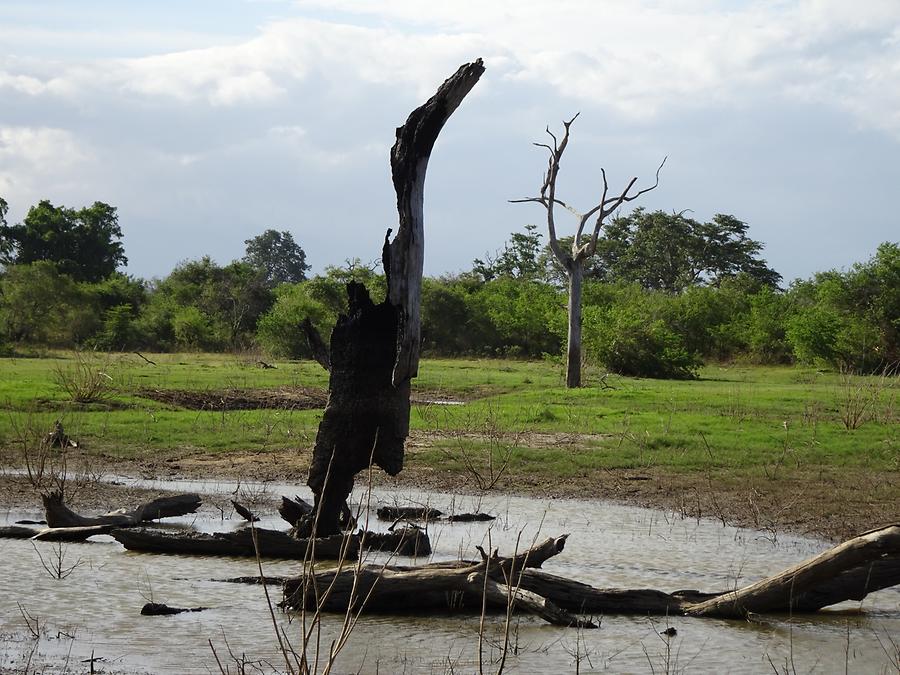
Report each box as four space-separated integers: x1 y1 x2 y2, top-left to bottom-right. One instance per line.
305 59 484 536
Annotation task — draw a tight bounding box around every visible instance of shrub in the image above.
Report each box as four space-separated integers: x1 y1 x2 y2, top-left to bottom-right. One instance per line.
256 283 334 358
584 302 700 379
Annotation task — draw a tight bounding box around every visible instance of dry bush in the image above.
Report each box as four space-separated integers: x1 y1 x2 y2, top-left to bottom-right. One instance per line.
52 350 119 404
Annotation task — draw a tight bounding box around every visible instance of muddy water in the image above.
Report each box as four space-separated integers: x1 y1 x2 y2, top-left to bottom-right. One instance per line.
1 478 898 674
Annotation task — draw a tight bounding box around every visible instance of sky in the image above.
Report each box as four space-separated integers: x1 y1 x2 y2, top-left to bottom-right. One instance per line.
1 0 898 283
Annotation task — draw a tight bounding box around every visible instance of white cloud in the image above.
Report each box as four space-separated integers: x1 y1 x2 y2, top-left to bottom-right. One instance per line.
0 126 88 168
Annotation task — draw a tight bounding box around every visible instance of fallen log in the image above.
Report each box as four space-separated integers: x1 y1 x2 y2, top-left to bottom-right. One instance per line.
685 523 900 617
447 513 496 523
282 535 572 619
282 527 900 624
111 527 358 560
42 490 201 529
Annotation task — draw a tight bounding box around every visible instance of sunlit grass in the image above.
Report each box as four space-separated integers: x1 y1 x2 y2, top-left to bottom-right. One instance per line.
0 352 896 473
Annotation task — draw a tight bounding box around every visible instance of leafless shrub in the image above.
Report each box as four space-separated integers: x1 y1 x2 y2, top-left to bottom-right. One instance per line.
17 602 42 640
424 403 520 491
52 350 118 404
31 541 86 580
8 408 100 499
837 364 898 431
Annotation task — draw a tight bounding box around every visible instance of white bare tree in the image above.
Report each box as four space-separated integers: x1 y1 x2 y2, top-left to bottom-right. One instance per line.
513 114 665 387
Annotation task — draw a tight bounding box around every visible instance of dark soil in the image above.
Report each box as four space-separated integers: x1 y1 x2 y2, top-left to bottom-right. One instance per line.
134 386 473 411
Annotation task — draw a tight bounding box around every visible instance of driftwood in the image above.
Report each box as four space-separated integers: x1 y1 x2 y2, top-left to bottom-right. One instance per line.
283 526 900 625
685 523 900 617
32 524 116 541
42 490 201 529
305 60 484 536
282 534 587 626
111 527 357 560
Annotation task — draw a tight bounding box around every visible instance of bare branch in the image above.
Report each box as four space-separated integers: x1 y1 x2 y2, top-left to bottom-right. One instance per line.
600 156 667 219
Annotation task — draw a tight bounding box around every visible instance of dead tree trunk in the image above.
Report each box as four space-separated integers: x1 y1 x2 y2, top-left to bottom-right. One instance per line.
512 116 664 388
565 261 583 388
305 60 484 536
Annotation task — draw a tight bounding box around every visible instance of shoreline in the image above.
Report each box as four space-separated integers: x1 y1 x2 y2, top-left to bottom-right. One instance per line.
2 447 896 543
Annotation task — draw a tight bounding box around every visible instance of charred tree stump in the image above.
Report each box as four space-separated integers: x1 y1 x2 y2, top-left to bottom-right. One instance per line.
305 59 484 536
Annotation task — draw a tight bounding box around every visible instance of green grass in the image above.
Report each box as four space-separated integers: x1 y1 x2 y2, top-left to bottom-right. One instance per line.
0 352 897 474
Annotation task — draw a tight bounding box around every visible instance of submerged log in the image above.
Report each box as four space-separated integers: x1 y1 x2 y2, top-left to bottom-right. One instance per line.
282 535 572 619
305 60 484 537
447 513 496 523
110 527 359 560
141 602 207 616
282 527 900 624
42 490 201 529
231 500 259 523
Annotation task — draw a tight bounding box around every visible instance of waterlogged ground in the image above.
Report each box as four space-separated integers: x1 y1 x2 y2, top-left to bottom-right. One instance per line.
1 478 898 674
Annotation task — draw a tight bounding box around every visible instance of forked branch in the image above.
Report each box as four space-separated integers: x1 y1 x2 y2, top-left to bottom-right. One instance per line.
511 115 665 266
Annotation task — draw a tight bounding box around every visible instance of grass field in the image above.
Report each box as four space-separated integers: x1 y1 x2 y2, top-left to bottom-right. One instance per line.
0 350 896 475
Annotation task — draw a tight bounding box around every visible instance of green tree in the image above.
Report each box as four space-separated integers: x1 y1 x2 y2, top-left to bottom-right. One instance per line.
581 287 699 379
137 257 273 350
594 209 781 293
785 243 898 371
243 229 310 287
473 224 545 282
0 200 127 282
0 262 99 345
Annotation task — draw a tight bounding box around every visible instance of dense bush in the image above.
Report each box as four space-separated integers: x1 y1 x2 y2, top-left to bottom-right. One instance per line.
581 288 700 379
257 283 335 358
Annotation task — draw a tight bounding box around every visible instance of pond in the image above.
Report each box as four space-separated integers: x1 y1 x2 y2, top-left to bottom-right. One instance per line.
1 477 898 673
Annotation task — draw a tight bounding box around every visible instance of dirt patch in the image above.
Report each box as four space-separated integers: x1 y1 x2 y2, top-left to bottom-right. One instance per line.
136 386 328 411
135 386 476 411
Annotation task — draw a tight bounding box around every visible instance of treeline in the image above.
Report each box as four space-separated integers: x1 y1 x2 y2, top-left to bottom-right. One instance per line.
0 198 897 377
